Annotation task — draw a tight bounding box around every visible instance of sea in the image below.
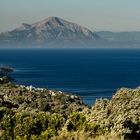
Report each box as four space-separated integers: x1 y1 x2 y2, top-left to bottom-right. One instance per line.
0 48 140 105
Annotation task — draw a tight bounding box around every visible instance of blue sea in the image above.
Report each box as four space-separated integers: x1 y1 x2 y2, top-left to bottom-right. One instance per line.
0 48 140 105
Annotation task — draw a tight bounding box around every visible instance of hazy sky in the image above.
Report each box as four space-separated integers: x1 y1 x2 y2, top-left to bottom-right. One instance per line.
0 0 140 32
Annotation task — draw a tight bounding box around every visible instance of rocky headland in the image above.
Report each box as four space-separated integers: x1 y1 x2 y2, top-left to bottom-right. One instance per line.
0 77 140 140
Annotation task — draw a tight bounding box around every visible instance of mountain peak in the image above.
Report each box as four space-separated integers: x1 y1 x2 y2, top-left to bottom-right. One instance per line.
33 17 70 28
41 17 63 23
0 17 100 47
45 16 62 21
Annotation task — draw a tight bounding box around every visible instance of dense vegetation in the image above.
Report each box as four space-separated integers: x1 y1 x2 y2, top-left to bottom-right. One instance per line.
0 77 140 140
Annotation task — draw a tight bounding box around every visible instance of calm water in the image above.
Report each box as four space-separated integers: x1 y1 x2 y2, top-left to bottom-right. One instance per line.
1 48 140 105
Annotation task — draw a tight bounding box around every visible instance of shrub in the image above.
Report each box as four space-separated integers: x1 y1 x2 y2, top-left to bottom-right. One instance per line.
67 113 87 131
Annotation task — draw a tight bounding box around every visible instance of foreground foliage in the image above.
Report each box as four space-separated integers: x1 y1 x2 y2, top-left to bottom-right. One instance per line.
0 79 140 140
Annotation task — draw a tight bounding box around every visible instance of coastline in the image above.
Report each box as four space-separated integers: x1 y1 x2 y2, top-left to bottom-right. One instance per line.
1 48 140 105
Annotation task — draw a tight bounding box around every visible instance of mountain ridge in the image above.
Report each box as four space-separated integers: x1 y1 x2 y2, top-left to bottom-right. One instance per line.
95 31 140 47
0 17 99 47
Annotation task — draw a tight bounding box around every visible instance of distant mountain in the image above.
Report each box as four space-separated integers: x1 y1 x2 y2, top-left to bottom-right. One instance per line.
95 31 140 47
0 17 99 47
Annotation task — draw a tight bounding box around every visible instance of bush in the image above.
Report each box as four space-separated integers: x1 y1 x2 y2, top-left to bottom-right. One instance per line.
67 113 87 131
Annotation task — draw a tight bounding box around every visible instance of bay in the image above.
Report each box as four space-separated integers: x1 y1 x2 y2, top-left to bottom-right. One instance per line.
0 48 140 105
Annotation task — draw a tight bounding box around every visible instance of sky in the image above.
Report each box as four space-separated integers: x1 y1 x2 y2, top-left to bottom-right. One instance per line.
0 0 140 32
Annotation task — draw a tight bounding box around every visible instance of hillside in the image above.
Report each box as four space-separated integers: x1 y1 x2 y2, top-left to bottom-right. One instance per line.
0 17 99 47
0 77 140 139
96 31 140 47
